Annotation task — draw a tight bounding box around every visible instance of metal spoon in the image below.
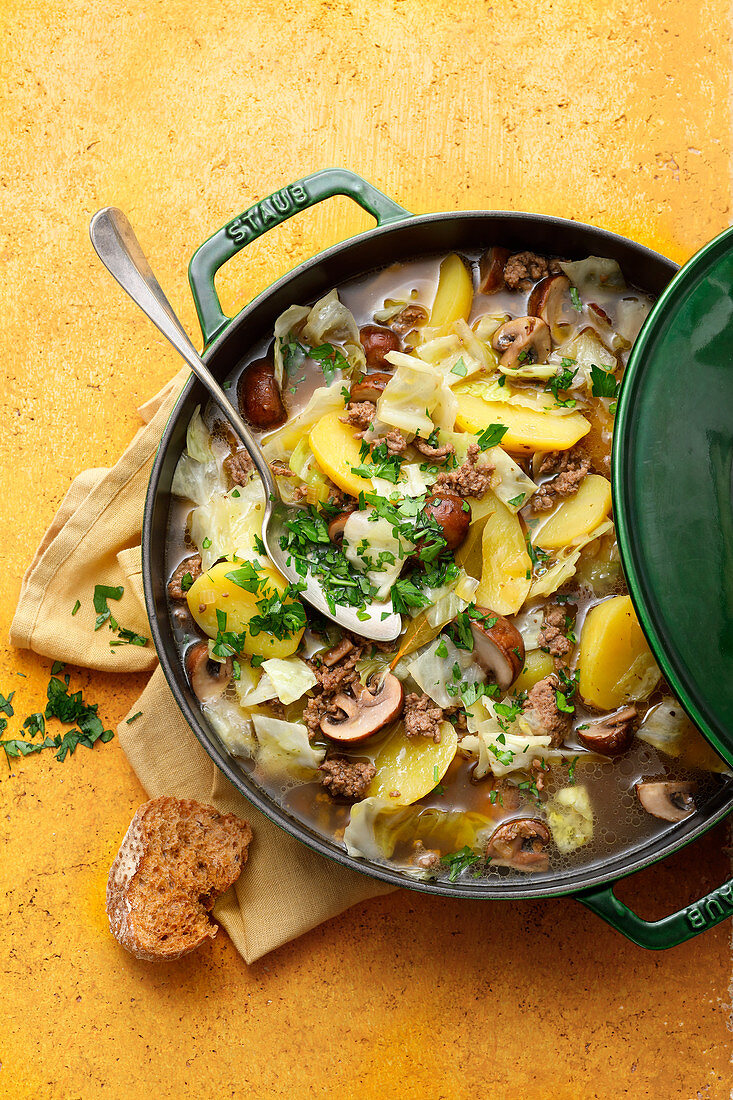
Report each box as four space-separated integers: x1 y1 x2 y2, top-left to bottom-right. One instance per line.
89 207 402 642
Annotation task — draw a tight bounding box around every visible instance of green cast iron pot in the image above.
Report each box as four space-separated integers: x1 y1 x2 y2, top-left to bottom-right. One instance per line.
142 168 733 950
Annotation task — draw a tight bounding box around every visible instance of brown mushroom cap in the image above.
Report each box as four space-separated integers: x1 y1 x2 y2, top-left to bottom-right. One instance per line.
636 781 698 822
478 245 510 294
527 274 573 342
577 706 637 756
237 358 286 429
349 371 393 404
485 818 551 871
491 316 552 368
320 674 404 744
470 610 525 691
359 325 401 370
185 641 233 704
328 509 357 544
423 490 471 551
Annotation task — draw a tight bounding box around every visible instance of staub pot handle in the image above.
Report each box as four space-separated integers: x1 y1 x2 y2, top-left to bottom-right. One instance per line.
188 168 411 346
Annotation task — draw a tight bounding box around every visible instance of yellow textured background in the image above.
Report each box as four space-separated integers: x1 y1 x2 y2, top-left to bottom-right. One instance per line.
2 1 732 1097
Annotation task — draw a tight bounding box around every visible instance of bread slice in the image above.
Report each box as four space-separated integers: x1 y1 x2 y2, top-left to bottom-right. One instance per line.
106 797 252 961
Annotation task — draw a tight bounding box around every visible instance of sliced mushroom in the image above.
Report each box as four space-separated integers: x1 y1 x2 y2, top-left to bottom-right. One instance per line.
320 674 404 744
389 303 429 336
577 706 637 756
478 245 510 294
423 490 471 550
349 371 393 404
470 610 525 691
485 818 551 871
328 509 356 544
359 325 401 369
237 358 286 429
636 781 698 822
491 316 552 369
527 274 574 342
185 641 232 704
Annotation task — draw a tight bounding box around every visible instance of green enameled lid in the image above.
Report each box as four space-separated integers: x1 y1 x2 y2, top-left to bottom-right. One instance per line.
614 225 733 768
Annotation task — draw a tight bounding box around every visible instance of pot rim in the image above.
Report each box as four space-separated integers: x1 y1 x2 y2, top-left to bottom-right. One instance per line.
142 207 733 900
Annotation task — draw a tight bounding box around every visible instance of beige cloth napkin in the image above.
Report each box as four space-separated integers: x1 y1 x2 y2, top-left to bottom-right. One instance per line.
10 368 393 962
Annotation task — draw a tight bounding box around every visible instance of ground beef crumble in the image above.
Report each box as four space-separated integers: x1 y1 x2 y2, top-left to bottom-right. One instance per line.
340 401 376 430
319 756 376 801
435 442 494 498
167 554 202 600
270 459 295 478
223 449 254 487
532 446 590 512
537 603 576 659
303 637 365 738
414 437 455 463
411 840 442 870
523 674 571 747
403 692 444 742
504 251 562 291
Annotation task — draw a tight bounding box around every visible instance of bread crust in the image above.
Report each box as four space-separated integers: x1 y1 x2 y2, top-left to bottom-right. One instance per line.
106 797 252 961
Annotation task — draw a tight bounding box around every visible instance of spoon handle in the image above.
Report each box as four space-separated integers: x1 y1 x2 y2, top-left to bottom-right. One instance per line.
89 207 276 498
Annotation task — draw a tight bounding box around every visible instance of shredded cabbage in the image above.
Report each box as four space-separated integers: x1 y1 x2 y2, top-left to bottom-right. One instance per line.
546 786 594 853
272 305 310 388
454 378 578 415
551 327 617 391
510 606 545 651
190 482 267 570
559 257 626 294
203 695 256 759
423 572 478 628
261 657 317 704
379 354 441 435
637 698 730 773
529 518 614 598
616 297 651 343
235 669 277 708
487 446 538 512
343 798 492 861
462 699 552 778
171 407 230 505
343 509 407 600
406 635 485 709
252 714 325 778
302 288 361 347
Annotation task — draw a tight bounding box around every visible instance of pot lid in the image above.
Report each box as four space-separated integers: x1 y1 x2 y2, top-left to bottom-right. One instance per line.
614 224 733 768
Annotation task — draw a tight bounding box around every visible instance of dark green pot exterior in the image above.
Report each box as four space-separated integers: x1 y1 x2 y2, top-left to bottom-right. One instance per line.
141 168 733 951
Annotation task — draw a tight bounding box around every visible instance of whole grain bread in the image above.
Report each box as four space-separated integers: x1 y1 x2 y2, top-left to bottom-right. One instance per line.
106 797 252 961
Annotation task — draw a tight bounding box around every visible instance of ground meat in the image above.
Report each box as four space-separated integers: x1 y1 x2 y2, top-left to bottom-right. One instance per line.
504 251 561 291
532 446 591 512
411 840 442 871
319 756 376 801
537 603 576 658
167 554 202 600
403 692 444 742
434 442 494 499
376 429 408 455
389 303 429 336
327 486 350 508
291 484 309 502
270 459 295 477
340 401 376 430
414 437 455 463
264 698 286 719
303 637 366 739
309 642 363 694
445 706 468 735
523 674 571 747
223 449 254 487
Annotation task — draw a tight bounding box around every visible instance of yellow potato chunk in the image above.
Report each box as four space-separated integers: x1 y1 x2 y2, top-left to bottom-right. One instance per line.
533 475 612 550
455 394 590 455
309 410 373 497
514 649 555 695
368 721 458 805
474 491 532 614
579 595 660 709
187 560 305 659
429 254 474 337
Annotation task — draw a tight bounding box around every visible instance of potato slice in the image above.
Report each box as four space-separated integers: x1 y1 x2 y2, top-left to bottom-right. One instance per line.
579 595 660 709
533 475 612 550
474 491 532 614
309 410 373 496
187 560 305 659
429 254 474 337
368 721 458 805
454 394 590 455
513 649 555 695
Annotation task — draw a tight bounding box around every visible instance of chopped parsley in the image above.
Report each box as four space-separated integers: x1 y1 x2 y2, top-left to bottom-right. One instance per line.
570 287 582 312
590 364 620 399
555 689 575 714
475 423 508 451
545 358 577 408
450 356 468 377
440 845 481 882
0 671 114 764
507 493 526 508
93 584 123 630
71 599 81 616
126 711 143 724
